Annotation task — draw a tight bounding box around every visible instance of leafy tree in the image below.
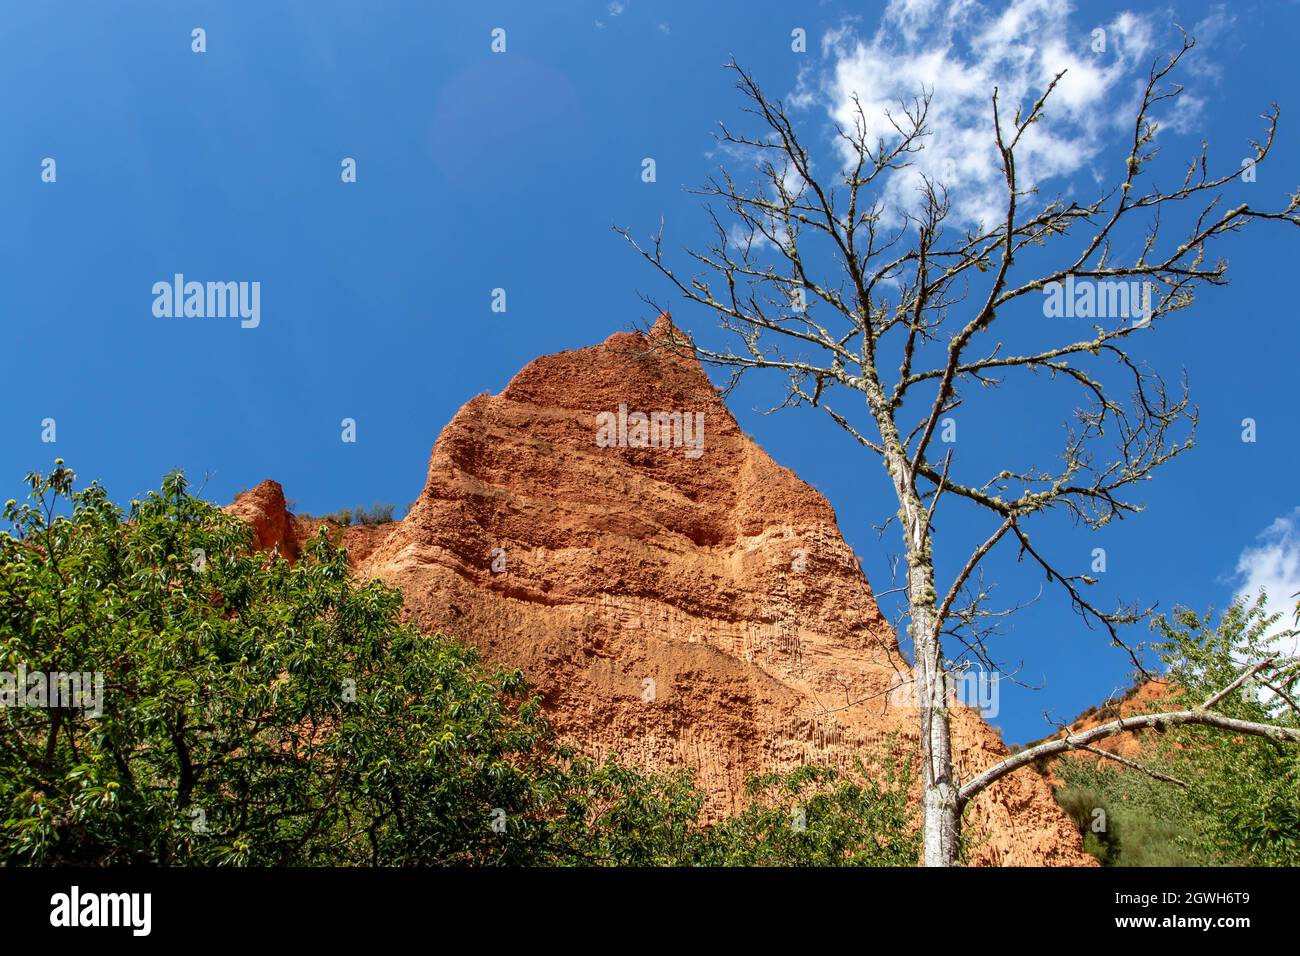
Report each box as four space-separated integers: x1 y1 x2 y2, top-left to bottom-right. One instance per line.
0 462 571 864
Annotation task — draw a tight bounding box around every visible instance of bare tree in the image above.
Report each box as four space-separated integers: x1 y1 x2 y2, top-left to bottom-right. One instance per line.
618 35 1300 866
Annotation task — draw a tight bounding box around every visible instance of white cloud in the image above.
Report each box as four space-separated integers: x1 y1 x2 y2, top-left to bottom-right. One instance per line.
1185 4 1237 80
802 0 1173 229
608 1 625 16
1232 507 1300 658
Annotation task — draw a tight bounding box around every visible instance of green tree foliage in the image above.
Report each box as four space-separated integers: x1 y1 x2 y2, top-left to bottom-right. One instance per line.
1154 599 1300 865
1055 596 1300 866
1055 771 1205 866
701 763 918 866
0 463 917 866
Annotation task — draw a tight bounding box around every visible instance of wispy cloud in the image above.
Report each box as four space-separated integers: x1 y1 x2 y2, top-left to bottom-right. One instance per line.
596 2 627 31
1232 507 1300 657
800 0 1172 228
1185 3 1238 81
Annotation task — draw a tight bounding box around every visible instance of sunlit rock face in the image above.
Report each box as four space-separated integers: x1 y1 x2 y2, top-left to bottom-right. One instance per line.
235 314 1093 866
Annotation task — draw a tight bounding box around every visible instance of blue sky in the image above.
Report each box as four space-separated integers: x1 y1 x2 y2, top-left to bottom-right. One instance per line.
2 0 1298 743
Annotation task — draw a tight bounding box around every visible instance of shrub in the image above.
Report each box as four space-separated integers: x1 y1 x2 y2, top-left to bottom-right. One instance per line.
1054 785 1122 865
317 503 396 527
353 502 395 525
1054 765 1202 866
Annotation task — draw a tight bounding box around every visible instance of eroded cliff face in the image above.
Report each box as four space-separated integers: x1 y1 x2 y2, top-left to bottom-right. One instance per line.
234 314 1093 866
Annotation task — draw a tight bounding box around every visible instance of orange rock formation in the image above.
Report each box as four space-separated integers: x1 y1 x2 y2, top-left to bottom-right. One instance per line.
230 314 1093 866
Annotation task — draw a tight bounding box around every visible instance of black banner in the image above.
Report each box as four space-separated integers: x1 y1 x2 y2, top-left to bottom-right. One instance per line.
0 866 1282 942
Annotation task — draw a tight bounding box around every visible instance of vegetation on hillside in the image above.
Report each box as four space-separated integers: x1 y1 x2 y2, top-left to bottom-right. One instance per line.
295 502 397 526
1053 598 1300 866
0 463 916 866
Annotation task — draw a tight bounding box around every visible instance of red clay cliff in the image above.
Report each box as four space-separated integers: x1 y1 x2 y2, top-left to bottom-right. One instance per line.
229 314 1094 866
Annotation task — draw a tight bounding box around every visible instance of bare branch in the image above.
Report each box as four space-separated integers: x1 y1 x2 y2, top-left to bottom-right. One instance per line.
1077 744 1189 788
957 656 1300 807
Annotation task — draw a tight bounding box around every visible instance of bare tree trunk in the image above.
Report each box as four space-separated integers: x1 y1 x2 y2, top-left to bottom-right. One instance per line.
889 448 961 866
914 604 959 865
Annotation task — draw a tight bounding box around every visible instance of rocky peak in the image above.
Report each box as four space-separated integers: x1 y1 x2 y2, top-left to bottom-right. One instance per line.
225 479 298 561
230 318 1094 866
